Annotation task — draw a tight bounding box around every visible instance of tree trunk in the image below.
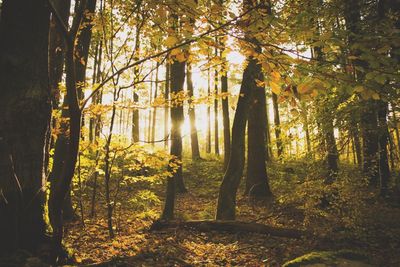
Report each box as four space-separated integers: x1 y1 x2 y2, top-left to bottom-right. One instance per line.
164 62 170 148
245 73 273 199
352 125 362 167
48 1 86 261
187 63 201 159
216 51 259 220
132 22 141 143
161 58 187 219
272 93 283 158
214 46 220 156
361 103 379 186
151 63 159 145
48 0 75 221
0 0 51 253
206 58 212 154
325 120 339 183
377 100 390 197
220 48 231 170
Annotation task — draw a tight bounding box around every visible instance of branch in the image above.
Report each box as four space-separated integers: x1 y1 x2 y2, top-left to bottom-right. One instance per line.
47 0 70 42
80 2 263 109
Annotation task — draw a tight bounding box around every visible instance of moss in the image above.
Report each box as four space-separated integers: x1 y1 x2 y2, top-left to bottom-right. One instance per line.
282 250 369 267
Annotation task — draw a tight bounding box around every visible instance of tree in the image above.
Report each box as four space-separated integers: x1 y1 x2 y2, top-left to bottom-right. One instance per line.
216 0 262 220
0 0 51 252
245 1 273 199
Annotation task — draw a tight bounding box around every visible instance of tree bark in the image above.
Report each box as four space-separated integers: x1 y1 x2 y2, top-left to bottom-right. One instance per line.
272 93 283 158
216 48 259 220
361 103 379 186
0 0 51 253
220 47 231 170
206 57 212 154
245 72 273 199
214 46 220 156
161 58 187 219
164 62 170 148
377 100 390 197
151 220 306 239
187 63 201 159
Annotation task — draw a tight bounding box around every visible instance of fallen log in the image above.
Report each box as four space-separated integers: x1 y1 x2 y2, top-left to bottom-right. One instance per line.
150 220 307 239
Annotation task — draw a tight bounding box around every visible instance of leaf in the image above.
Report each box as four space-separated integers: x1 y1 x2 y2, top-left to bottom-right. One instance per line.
269 81 281 95
298 83 311 94
371 92 380 100
354 85 365 93
165 36 178 47
271 71 281 82
176 52 186 62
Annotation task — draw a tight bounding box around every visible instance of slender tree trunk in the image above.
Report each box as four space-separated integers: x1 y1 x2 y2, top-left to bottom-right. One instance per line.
272 93 283 157
0 0 51 253
377 100 390 196
48 1 86 261
220 48 230 169
132 24 141 143
103 90 118 238
206 57 212 154
151 63 159 145
392 106 400 161
352 125 362 167
214 46 220 155
325 120 339 183
265 97 272 161
187 63 201 159
48 0 75 221
164 62 170 148
147 66 154 142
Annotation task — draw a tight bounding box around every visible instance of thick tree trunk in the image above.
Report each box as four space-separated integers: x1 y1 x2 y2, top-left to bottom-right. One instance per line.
245 74 273 199
0 0 51 253
216 53 258 220
187 63 201 160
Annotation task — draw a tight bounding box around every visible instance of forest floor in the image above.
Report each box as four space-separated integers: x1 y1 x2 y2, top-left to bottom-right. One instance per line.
60 157 400 267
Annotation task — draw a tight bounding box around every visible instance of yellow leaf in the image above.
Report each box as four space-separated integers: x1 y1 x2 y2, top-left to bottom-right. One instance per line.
176 52 186 62
297 83 310 94
354 85 364 93
371 92 380 100
269 81 281 95
271 71 281 82
262 62 271 73
256 79 265 87
170 48 181 56
165 36 178 47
